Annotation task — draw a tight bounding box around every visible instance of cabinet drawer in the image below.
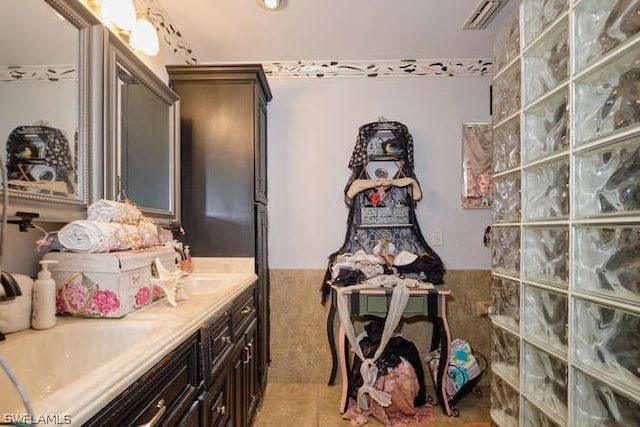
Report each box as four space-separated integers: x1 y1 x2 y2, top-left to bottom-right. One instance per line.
202 309 233 387
177 399 200 427
86 333 201 427
232 286 256 340
202 370 231 427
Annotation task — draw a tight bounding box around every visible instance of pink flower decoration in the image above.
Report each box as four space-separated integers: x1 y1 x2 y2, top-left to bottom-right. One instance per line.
89 289 120 314
135 286 151 307
57 282 89 313
152 284 165 301
56 289 67 314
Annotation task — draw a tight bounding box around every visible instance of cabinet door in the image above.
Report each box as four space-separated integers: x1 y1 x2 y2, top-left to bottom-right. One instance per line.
230 318 259 427
231 337 246 427
175 81 256 257
177 399 200 427
255 203 270 389
245 319 259 421
255 93 268 204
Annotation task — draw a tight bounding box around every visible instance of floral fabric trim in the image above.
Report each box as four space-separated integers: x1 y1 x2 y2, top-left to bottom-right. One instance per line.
0 65 77 83
263 59 493 78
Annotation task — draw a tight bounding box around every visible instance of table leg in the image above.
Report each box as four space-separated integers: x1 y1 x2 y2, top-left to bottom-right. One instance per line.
434 296 453 416
326 302 338 385
338 323 349 414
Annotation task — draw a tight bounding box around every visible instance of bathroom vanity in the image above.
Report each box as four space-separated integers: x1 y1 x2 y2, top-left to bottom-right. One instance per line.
0 260 262 427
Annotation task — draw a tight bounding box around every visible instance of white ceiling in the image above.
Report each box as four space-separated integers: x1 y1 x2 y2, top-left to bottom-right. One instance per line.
158 0 521 65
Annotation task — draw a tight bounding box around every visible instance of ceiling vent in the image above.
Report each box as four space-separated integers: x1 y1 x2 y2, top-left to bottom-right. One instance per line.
463 0 509 30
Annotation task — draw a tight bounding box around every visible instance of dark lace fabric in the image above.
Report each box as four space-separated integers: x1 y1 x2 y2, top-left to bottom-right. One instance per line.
345 121 416 203
348 320 427 408
321 121 445 304
6 125 75 193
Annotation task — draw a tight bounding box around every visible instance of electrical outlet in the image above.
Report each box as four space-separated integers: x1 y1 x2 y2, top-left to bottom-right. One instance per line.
430 228 443 246
476 301 492 317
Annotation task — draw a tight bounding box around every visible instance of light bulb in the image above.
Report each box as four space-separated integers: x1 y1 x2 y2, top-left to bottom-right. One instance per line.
130 18 159 56
102 0 136 31
263 0 280 9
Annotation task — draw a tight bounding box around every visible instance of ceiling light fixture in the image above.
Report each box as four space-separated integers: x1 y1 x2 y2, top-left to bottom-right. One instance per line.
463 0 509 30
101 0 136 31
259 0 286 10
130 17 159 56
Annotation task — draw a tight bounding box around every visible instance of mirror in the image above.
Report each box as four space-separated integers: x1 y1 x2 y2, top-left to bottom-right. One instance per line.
107 34 180 223
0 0 102 221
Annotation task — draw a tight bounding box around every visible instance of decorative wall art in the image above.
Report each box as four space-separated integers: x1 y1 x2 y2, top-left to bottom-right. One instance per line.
263 59 493 78
461 123 493 208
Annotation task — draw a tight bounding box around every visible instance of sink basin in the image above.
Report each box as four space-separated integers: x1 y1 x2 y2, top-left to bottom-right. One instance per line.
181 273 245 295
0 320 160 414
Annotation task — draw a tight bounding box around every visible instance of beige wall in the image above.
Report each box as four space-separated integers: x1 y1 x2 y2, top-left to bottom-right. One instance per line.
268 268 492 389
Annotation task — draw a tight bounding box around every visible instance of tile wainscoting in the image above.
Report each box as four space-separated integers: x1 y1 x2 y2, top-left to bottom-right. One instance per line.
268 269 493 386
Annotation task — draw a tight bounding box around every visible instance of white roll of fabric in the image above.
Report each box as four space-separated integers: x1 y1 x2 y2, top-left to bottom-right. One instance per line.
87 199 143 224
58 220 160 253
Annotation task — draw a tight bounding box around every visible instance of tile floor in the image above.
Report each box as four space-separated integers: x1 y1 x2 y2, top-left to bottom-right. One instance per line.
252 382 491 427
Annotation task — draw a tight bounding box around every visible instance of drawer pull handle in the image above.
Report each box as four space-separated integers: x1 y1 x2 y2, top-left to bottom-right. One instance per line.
243 345 251 364
216 405 226 415
137 398 166 427
221 335 232 344
241 306 251 315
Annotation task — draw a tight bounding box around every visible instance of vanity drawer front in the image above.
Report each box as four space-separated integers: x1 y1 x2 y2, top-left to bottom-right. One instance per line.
86 333 201 427
232 285 257 340
202 370 232 427
202 309 233 387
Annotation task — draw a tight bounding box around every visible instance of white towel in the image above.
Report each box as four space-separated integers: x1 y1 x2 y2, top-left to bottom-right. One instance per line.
87 199 143 224
58 220 160 253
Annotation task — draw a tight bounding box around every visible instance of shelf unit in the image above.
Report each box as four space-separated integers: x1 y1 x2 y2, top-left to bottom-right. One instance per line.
490 1 640 426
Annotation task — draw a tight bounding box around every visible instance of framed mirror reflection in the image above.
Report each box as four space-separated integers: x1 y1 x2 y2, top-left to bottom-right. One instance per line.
106 33 180 223
0 0 102 221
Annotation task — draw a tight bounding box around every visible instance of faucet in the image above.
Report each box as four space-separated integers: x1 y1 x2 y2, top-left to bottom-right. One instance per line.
0 271 22 342
0 271 22 300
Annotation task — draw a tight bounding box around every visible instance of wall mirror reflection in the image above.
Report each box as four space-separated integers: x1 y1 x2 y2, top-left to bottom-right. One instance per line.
107 35 180 222
462 122 493 208
0 0 98 219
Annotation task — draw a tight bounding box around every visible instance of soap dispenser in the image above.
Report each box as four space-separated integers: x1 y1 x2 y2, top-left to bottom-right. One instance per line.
32 260 58 330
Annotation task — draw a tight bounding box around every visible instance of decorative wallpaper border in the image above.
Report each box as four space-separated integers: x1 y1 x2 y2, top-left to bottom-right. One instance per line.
263 59 493 78
142 0 198 65
0 65 77 83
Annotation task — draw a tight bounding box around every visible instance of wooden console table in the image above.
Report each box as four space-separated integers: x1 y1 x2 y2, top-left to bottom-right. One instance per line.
326 284 453 416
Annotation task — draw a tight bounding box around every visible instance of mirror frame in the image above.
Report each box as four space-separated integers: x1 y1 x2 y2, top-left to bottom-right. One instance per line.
106 32 180 224
3 0 104 222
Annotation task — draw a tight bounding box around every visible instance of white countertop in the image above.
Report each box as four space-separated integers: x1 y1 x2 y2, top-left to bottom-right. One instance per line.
0 258 256 426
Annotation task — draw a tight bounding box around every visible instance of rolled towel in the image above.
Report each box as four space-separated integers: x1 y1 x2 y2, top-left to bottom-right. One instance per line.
87 199 143 224
58 220 160 253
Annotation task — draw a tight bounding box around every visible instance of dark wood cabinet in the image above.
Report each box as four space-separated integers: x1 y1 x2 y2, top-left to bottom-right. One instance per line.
255 92 268 204
167 64 272 399
85 333 201 427
200 368 231 427
255 203 269 388
166 64 271 258
86 283 260 427
178 399 201 427
201 284 259 427
231 319 258 427
201 309 233 389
